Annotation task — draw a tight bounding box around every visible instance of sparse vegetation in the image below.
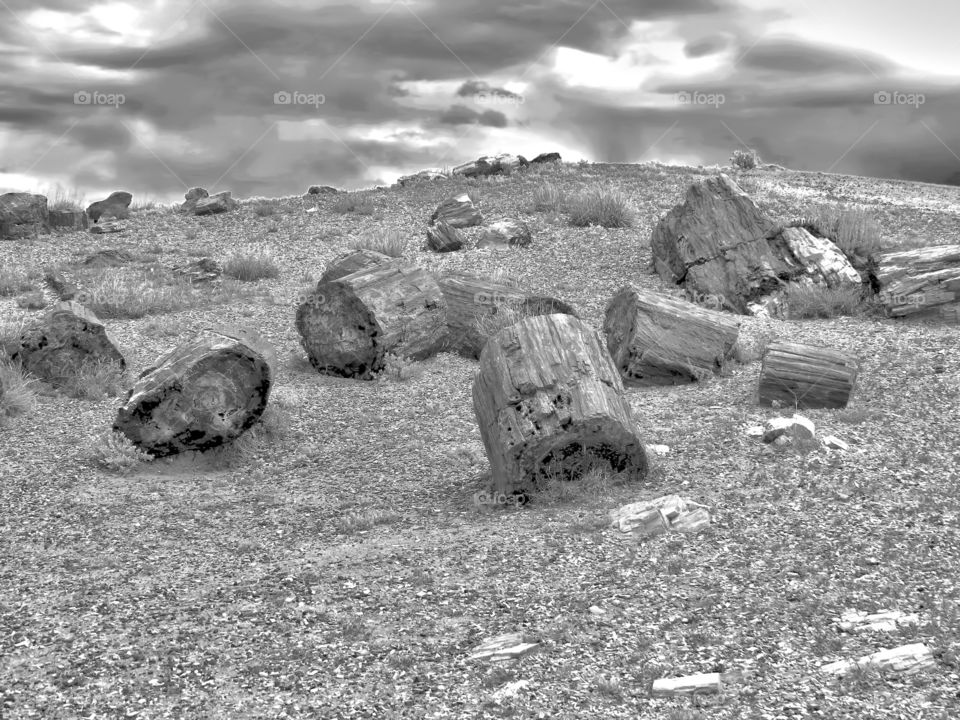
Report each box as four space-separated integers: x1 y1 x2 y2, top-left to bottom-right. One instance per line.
783 282 867 319
793 203 884 259
349 227 407 257
0 358 36 425
530 180 565 212
331 191 376 215
566 184 636 227
731 147 761 170
91 429 155 474
222 246 281 282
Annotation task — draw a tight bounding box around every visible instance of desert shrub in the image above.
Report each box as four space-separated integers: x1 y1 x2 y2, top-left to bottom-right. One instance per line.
91 429 154 474
335 508 403 534
731 148 761 170
37 356 127 401
222 246 281 282
531 181 565 212
331 192 376 215
0 265 38 296
794 204 884 260
350 228 406 257
0 358 37 425
783 283 866 319
566 184 635 228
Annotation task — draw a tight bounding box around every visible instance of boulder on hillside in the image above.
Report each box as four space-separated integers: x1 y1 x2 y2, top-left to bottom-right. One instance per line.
452 153 528 179
180 187 209 213
12 301 126 387
193 191 237 216
114 325 276 457
530 152 561 164
429 193 483 229
426 220 464 253
397 169 449 187
307 185 341 195
476 218 532 249
1 192 48 239
86 191 132 223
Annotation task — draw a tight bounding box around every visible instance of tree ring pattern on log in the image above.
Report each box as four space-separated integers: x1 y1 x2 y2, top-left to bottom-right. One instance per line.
295 287 381 378
115 345 271 457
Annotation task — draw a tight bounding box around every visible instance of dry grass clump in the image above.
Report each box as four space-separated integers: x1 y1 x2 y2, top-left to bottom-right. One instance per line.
0 358 37 426
530 180 565 212
222 246 281 282
566 184 636 228
350 227 407 257
331 191 376 215
790 203 884 259
783 283 867 319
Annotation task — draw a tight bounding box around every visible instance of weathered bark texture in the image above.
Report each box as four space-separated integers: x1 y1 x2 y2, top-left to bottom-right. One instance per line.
758 341 859 409
438 272 578 359
425 220 464 253
13 301 125 384
650 175 864 317
871 244 960 320
604 286 741 386
650 174 783 313
319 249 400 282
296 262 448 379
429 194 483 228
472 314 648 495
114 325 276 457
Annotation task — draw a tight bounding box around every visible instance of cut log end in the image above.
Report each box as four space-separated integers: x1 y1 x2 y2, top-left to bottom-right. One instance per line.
295 287 381 378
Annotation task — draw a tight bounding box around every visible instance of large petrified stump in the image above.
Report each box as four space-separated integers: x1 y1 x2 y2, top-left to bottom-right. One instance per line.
13 301 125 385
473 313 649 495
438 271 578 359
296 262 448 379
871 244 960 320
604 286 741 386
758 341 860 409
114 325 275 457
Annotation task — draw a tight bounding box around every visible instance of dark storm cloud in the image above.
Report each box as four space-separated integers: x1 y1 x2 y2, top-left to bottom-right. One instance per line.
438 105 508 128
456 80 523 101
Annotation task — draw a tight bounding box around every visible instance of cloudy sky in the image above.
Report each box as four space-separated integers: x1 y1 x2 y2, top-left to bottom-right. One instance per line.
1 0 958 205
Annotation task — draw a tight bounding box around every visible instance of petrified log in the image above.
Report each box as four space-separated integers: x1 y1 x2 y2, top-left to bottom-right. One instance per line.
114 325 275 457
472 314 648 494
758 341 859 409
296 262 448 379
425 220 463 253
429 193 482 228
651 673 724 698
477 218 532 249
650 174 783 313
319 248 400 282
47 209 89 231
820 643 934 676
437 272 578 359
871 244 960 320
604 287 740 386
13 301 125 385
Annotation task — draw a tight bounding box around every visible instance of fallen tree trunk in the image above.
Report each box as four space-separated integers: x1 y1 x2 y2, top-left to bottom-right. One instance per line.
114 324 276 457
437 272 578 359
604 286 741 386
472 314 648 495
758 341 860 409
297 262 448 379
871 244 960 319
